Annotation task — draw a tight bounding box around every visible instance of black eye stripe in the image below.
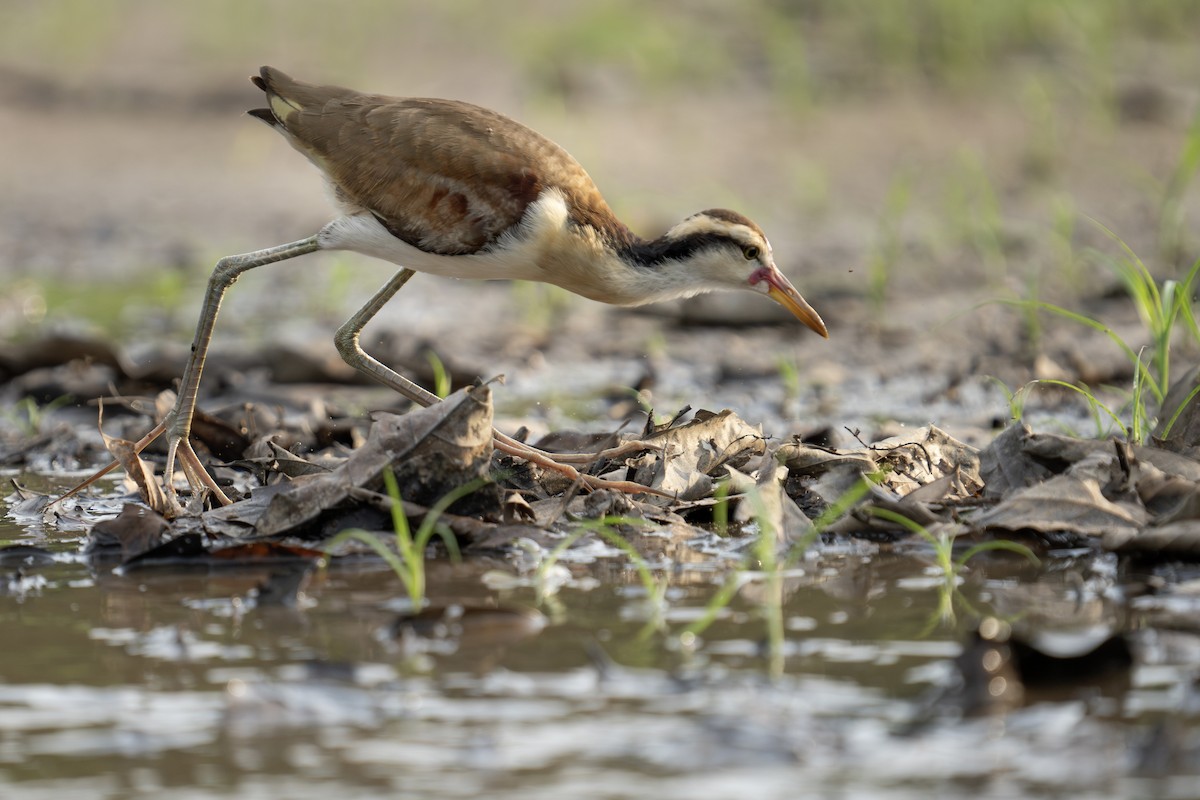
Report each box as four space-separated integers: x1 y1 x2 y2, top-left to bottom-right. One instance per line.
624 231 762 268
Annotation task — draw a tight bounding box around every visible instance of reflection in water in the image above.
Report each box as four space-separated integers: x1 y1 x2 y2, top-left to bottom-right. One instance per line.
0 504 1197 797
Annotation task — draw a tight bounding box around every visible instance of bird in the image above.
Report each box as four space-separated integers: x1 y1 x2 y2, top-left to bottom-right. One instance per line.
120 66 829 511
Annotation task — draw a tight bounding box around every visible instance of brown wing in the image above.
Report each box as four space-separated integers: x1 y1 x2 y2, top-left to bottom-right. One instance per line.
254 67 625 255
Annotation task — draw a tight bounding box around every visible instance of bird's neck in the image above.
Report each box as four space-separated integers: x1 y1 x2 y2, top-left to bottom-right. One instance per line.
511 188 730 307
584 228 731 308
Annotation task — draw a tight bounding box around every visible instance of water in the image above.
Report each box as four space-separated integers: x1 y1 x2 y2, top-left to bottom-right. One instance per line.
1 471 1196 799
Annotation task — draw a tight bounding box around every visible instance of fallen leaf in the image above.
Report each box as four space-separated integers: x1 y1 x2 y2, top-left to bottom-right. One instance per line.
86 503 170 559
777 440 877 477
1153 364 1200 455
632 409 765 500
229 439 331 482
728 461 815 545
972 474 1146 540
98 403 170 517
1022 429 1200 483
1137 469 1200 524
872 425 982 499
978 423 1054 498
250 385 495 537
502 491 536 524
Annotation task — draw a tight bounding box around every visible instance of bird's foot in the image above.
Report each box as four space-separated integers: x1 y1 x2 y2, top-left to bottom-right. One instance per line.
54 411 232 516
161 418 233 513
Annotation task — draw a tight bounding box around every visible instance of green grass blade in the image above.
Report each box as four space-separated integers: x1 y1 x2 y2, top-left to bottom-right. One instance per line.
955 539 1040 568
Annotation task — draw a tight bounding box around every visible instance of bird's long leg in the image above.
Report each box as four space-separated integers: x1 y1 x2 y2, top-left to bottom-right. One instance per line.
59 237 323 510
335 270 658 495
334 268 438 406
159 236 323 509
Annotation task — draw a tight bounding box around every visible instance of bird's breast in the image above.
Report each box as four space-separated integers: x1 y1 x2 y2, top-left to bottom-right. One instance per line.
316 188 634 301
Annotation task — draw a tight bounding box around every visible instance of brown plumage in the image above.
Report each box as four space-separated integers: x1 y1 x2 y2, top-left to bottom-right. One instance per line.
250 68 633 255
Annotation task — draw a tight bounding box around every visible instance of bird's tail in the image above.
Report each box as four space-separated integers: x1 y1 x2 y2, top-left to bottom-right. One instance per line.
247 66 352 128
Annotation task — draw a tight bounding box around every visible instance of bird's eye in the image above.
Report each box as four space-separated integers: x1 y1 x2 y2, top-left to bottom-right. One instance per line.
743 245 760 261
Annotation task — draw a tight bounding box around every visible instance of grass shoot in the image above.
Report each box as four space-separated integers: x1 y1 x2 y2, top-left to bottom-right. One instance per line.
326 469 485 610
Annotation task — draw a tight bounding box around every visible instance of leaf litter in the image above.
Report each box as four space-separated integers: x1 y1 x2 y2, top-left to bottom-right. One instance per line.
7 333 1200 707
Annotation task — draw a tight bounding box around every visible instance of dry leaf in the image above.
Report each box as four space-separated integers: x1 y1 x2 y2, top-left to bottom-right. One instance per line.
88 503 171 559
978 423 1054 498
98 402 170 516
973 474 1146 539
250 385 495 537
633 409 765 500
872 425 982 498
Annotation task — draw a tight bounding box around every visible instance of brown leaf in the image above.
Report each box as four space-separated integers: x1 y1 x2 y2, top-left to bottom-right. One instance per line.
502 491 536 524
728 460 815 545
632 409 765 500
98 402 170 516
777 440 877 476
978 423 1054 498
973 475 1146 539
1135 466 1200 523
1022 429 1200 482
1154 364 1200 454
231 439 331 481
872 425 982 499
249 385 495 537
88 503 171 559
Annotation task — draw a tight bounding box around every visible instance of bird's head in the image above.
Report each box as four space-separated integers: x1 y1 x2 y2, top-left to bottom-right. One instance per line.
658 209 828 337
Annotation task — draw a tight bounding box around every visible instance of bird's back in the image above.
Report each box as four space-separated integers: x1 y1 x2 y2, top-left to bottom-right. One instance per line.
250 67 630 255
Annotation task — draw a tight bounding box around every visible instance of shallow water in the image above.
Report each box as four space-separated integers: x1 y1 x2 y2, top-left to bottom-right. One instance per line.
3 469 1197 800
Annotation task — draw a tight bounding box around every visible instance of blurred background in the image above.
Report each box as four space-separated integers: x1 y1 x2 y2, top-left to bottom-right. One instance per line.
3 0 1200 435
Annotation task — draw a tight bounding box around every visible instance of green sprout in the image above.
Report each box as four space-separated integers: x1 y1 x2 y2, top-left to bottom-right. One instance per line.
711 479 732 536
424 349 452 399
4 395 73 437
869 507 1039 633
997 378 1127 439
776 356 802 411
533 516 655 604
997 226 1200 442
1094 224 1200 401
678 471 880 676
326 469 484 609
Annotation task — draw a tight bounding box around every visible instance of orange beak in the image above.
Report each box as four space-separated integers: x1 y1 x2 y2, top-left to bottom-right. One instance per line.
751 265 829 338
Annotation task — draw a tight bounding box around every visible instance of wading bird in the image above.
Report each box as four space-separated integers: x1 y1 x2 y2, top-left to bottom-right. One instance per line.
123 67 828 509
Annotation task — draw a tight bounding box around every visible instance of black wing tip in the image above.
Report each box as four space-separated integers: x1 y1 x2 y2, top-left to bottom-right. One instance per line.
251 66 287 92
247 107 277 125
